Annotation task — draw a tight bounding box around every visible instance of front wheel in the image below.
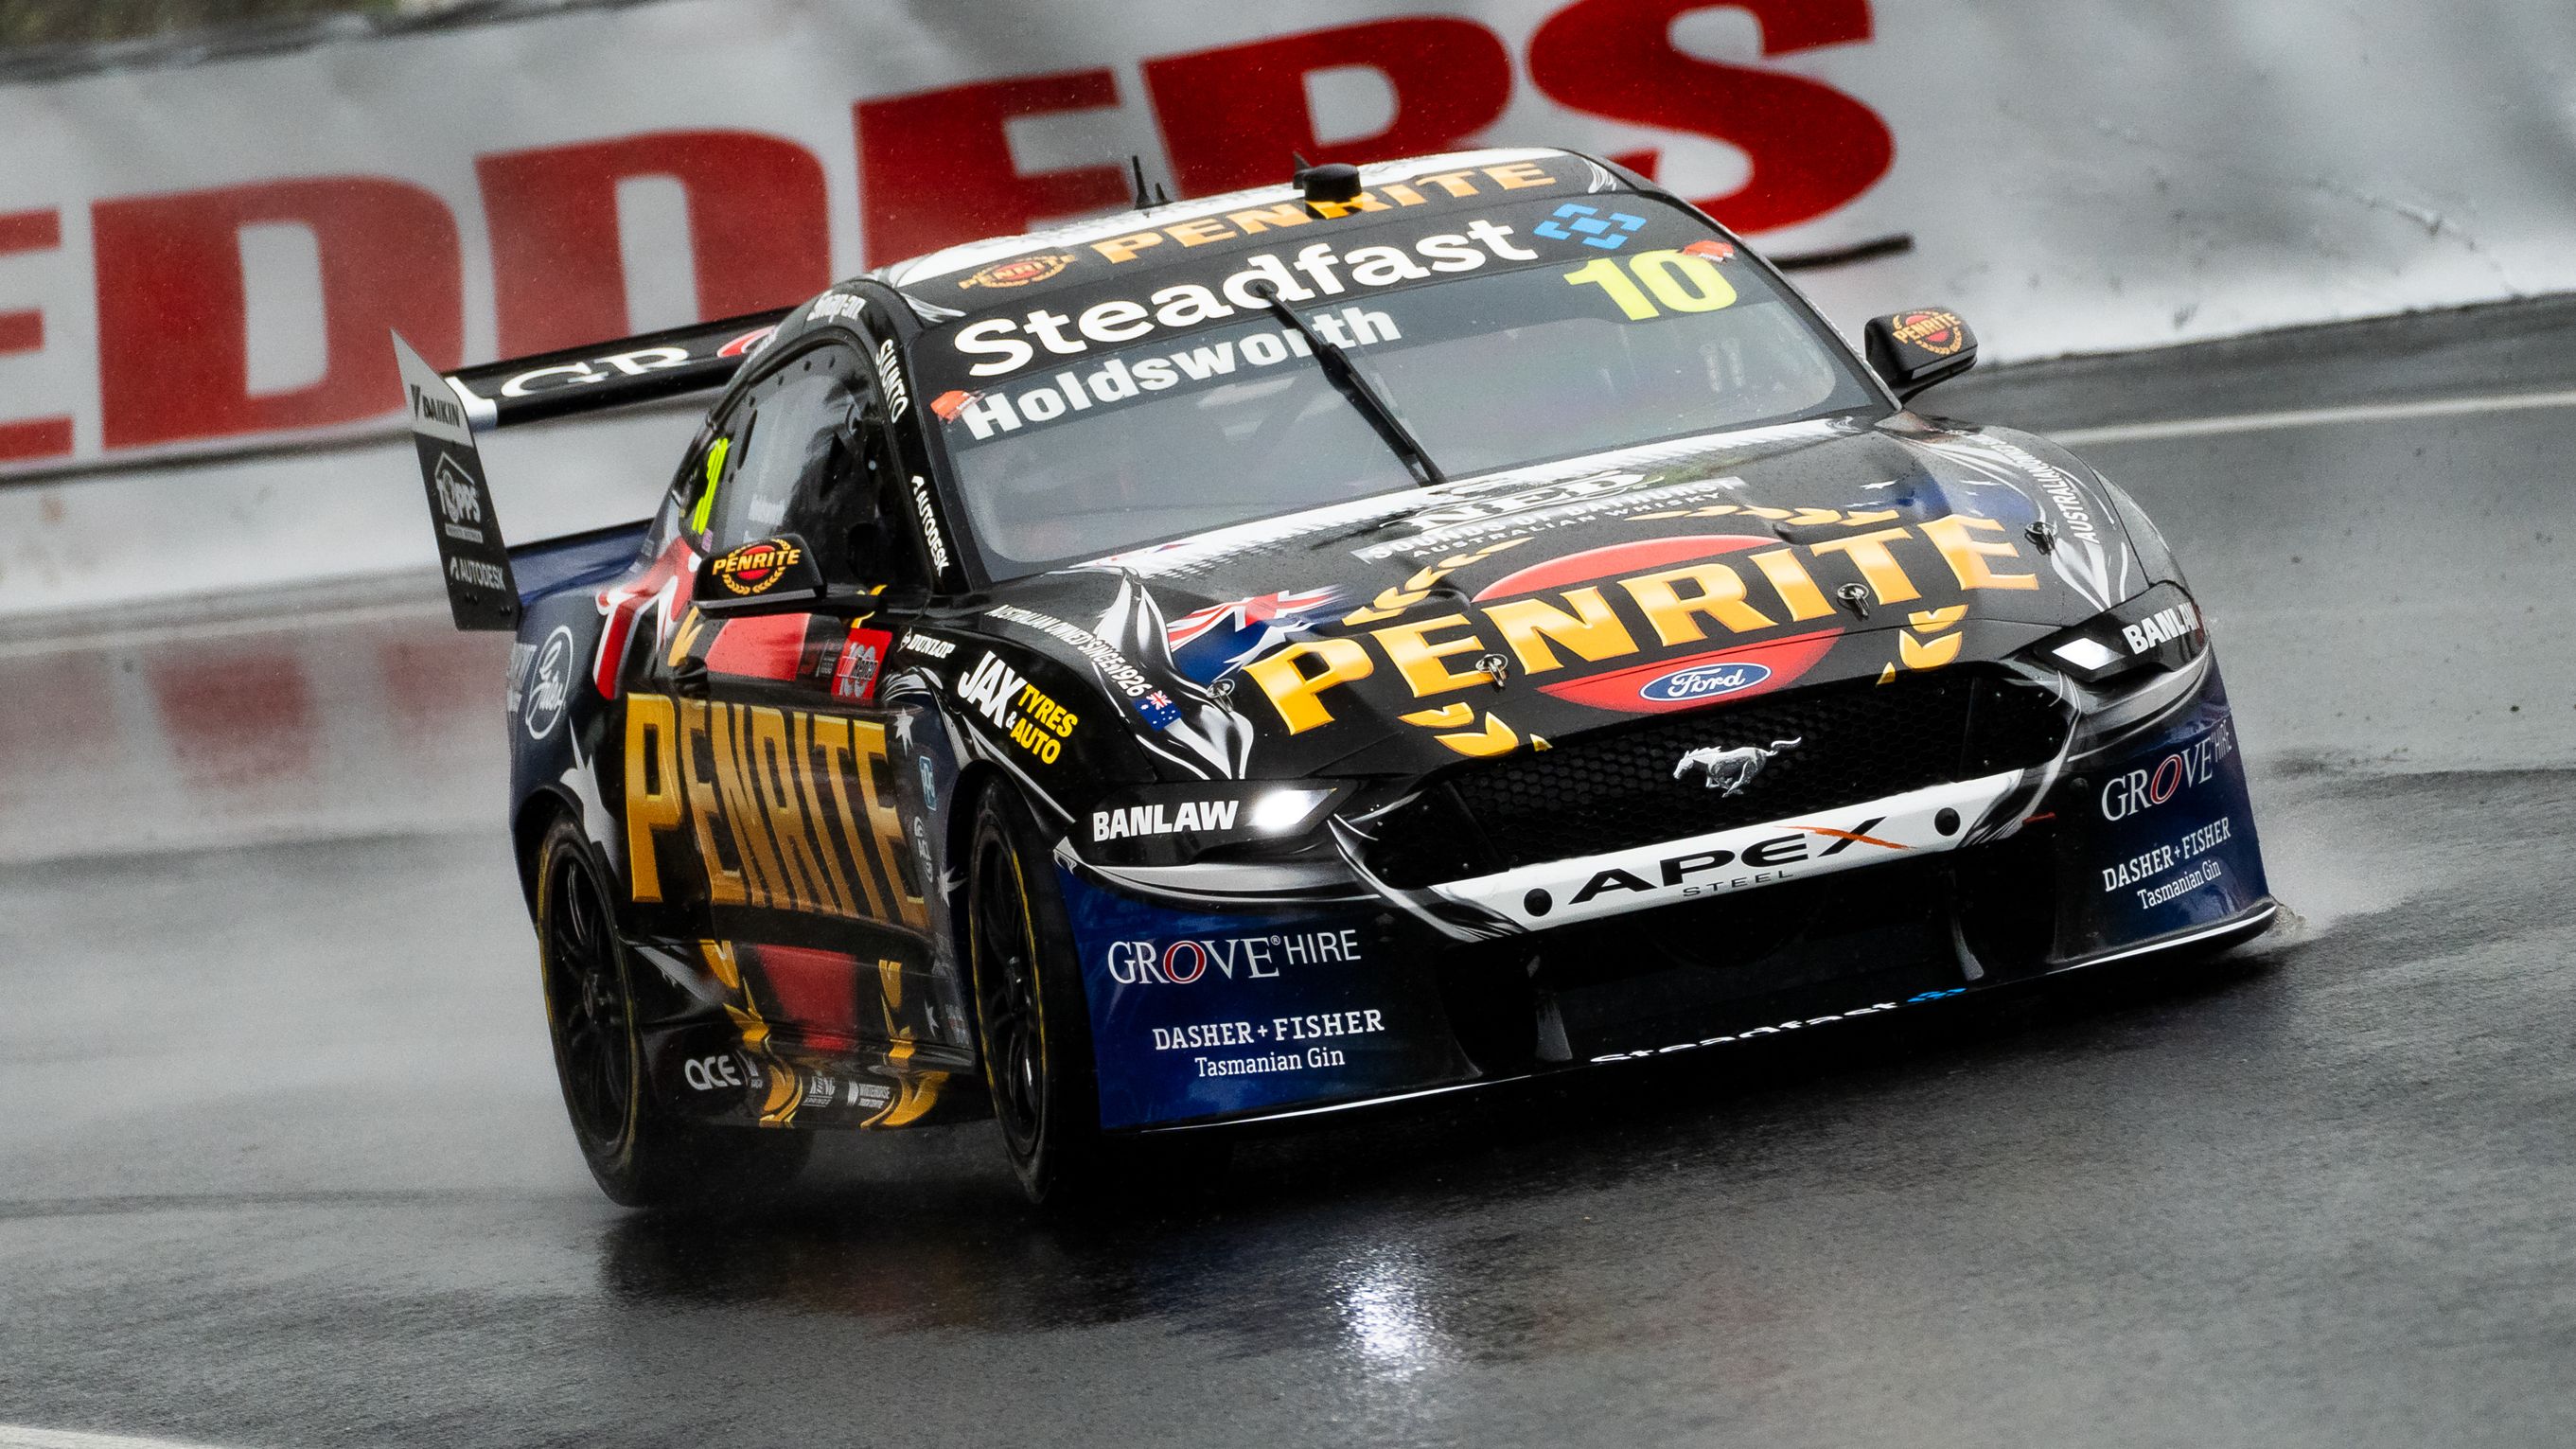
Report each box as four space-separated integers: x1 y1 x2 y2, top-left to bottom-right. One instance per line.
534 815 809 1208
965 786 1116 1205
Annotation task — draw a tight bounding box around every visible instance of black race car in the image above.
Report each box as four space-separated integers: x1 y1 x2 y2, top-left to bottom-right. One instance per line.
395 147 2273 1206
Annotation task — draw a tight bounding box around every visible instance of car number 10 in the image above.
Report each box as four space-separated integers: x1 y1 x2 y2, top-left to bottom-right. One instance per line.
1563 250 1738 321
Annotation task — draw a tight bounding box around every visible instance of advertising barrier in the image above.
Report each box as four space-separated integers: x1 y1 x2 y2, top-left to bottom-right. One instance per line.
1 0 2571 615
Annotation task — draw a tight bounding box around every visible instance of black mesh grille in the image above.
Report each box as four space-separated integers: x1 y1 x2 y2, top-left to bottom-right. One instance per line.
1367 668 2068 888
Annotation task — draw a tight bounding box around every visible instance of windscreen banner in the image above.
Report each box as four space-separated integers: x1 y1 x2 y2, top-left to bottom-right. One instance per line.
0 0 2569 610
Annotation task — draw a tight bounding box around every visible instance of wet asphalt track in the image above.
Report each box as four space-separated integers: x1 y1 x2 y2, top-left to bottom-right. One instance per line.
7 300 2576 1448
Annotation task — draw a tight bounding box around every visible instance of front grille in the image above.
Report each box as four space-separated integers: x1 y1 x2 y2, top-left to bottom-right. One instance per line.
1367 668 2069 888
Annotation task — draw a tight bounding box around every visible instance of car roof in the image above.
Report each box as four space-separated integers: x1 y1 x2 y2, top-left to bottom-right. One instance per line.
868 146 1616 300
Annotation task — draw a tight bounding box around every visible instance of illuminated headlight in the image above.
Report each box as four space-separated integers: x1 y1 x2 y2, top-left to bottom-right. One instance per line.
2029 582 2207 687
1082 782 1351 867
1247 786 1337 835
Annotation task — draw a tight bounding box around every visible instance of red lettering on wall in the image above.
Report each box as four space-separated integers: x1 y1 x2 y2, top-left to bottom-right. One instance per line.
855 69 1130 268
93 177 462 450
479 131 831 358
0 209 72 463
1144 18 1514 197
1527 0 1892 234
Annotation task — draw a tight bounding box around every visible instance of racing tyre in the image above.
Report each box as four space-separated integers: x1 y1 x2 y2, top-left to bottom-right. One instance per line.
534 816 810 1209
966 785 1123 1205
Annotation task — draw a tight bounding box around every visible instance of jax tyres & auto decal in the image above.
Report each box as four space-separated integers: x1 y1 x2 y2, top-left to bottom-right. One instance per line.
535 816 811 1207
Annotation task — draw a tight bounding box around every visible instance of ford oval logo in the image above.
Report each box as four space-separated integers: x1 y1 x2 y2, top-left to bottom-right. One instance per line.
1640 662 1771 704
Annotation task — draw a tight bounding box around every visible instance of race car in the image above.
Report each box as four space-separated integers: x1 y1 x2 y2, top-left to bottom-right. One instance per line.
394 147 2274 1207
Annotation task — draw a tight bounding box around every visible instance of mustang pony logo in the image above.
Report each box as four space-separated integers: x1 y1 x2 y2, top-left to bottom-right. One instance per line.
1672 737 1801 795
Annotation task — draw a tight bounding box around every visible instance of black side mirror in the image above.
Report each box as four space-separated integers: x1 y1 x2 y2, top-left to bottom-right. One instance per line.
695 533 824 615
1863 309 1978 402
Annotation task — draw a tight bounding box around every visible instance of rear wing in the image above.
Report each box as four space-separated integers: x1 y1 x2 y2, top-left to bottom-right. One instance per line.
392 309 789 630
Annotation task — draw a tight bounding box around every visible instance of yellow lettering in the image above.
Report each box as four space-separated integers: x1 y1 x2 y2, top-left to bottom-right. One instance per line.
709 703 785 909
1484 161 1554 189
679 700 746 908
1920 515 2038 592
811 716 890 921
1382 182 1425 206
1748 548 1835 621
791 713 857 917
1167 217 1233 247
851 719 929 930
1483 588 1637 674
1306 191 1391 220
750 707 826 915
1415 169 1480 198
1244 637 1375 733
1807 526 1925 606
1093 231 1163 264
1226 203 1311 235
622 695 682 902
1621 561 1778 645
1372 613 1491 698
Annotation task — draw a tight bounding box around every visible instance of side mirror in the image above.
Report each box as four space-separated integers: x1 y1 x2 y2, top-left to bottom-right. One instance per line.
1863 309 1978 402
696 533 824 615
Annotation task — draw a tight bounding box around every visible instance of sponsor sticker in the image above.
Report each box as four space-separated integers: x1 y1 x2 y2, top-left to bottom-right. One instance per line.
832 625 893 704
1102 927 1365 986
1640 661 1771 704
960 253 1075 289
709 538 802 596
1891 309 1968 356
522 626 574 739
954 651 1078 764
2098 720 2235 821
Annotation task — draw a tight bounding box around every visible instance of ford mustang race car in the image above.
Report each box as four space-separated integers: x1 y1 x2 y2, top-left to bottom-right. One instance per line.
395 147 2273 1206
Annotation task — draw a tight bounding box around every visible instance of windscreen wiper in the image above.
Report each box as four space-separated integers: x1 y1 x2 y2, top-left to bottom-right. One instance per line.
1245 282 1445 487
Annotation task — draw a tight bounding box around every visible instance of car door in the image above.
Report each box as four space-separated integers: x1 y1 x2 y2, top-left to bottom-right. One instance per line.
654 339 957 1086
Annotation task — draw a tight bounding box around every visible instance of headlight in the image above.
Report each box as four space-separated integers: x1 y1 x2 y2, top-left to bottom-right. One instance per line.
1081 782 1351 867
2027 582 2205 686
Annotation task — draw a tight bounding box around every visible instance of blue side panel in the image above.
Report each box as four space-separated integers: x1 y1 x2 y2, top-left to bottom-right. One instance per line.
511 521 650 607
1056 870 1474 1130
2059 662 2270 958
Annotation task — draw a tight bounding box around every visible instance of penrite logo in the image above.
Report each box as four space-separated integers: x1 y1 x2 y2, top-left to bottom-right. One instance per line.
709 538 801 596
1891 309 1967 356
959 253 1075 290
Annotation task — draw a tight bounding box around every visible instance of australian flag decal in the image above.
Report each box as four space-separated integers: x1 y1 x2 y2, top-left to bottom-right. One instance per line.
1164 587 1340 682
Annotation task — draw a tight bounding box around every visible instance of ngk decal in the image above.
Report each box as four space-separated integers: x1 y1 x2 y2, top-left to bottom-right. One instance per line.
2099 721 2236 821
1103 928 1364 985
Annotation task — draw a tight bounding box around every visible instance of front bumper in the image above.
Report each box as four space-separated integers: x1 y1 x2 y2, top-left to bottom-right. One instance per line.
1059 660 2272 1131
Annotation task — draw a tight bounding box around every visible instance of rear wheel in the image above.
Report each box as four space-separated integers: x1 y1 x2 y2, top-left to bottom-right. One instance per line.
535 815 809 1208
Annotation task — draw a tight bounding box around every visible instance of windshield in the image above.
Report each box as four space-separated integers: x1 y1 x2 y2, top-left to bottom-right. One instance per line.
919 193 1881 578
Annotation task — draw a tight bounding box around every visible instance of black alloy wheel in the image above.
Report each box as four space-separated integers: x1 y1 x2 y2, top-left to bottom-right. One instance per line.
544 838 634 1150
534 815 809 1208
965 786 1116 1204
